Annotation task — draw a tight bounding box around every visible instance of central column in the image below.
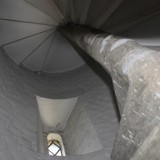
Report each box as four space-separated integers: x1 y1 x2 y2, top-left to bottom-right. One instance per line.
61 24 160 160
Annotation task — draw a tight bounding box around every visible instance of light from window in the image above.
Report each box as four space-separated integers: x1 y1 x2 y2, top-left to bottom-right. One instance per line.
47 133 66 156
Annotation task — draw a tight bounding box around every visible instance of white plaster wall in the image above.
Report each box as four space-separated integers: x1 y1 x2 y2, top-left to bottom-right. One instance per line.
0 49 119 160
63 101 103 155
36 96 78 131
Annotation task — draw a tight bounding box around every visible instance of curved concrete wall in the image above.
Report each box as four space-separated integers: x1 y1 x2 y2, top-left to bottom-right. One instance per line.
0 48 118 160
62 24 160 160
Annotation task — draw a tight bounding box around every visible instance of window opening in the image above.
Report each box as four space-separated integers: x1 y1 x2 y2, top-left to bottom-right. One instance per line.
47 133 66 156
48 139 62 156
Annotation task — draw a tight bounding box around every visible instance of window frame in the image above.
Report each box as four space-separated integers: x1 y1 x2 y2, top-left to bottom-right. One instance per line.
47 133 66 157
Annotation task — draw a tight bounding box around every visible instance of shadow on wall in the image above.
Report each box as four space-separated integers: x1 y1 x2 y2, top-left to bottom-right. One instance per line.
36 95 103 156
64 37 120 120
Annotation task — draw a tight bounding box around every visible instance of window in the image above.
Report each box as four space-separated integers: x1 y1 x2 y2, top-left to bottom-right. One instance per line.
48 139 62 156
47 133 66 156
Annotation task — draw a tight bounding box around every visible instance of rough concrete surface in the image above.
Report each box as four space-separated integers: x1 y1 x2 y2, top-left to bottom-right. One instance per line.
62 24 160 160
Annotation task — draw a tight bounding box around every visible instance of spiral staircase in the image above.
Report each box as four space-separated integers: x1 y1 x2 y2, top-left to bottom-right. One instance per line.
0 0 160 73
0 1 160 160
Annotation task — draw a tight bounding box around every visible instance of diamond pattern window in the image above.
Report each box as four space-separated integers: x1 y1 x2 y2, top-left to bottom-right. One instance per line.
47 133 66 156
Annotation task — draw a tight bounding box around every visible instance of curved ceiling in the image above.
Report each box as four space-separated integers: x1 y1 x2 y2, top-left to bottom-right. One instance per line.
0 0 160 73
0 0 85 73
36 96 78 131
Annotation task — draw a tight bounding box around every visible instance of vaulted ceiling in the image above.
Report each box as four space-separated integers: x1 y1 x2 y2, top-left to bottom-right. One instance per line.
0 0 160 73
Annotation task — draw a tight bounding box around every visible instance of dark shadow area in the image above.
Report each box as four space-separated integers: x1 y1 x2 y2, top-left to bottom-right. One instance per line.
62 34 120 121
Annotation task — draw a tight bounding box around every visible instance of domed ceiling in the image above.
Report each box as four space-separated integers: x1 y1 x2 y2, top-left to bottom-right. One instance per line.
0 0 160 73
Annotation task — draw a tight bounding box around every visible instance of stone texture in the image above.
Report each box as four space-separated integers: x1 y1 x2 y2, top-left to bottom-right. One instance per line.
130 126 160 160
61 24 160 160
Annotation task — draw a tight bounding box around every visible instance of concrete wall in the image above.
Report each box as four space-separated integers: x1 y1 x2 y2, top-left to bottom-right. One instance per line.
63 101 103 155
63 61 119 157
62 24 160 160
119 13 160 47
0 48 119 160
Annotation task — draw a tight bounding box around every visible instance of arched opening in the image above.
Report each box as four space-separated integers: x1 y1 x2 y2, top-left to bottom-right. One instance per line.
47 133 66 156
